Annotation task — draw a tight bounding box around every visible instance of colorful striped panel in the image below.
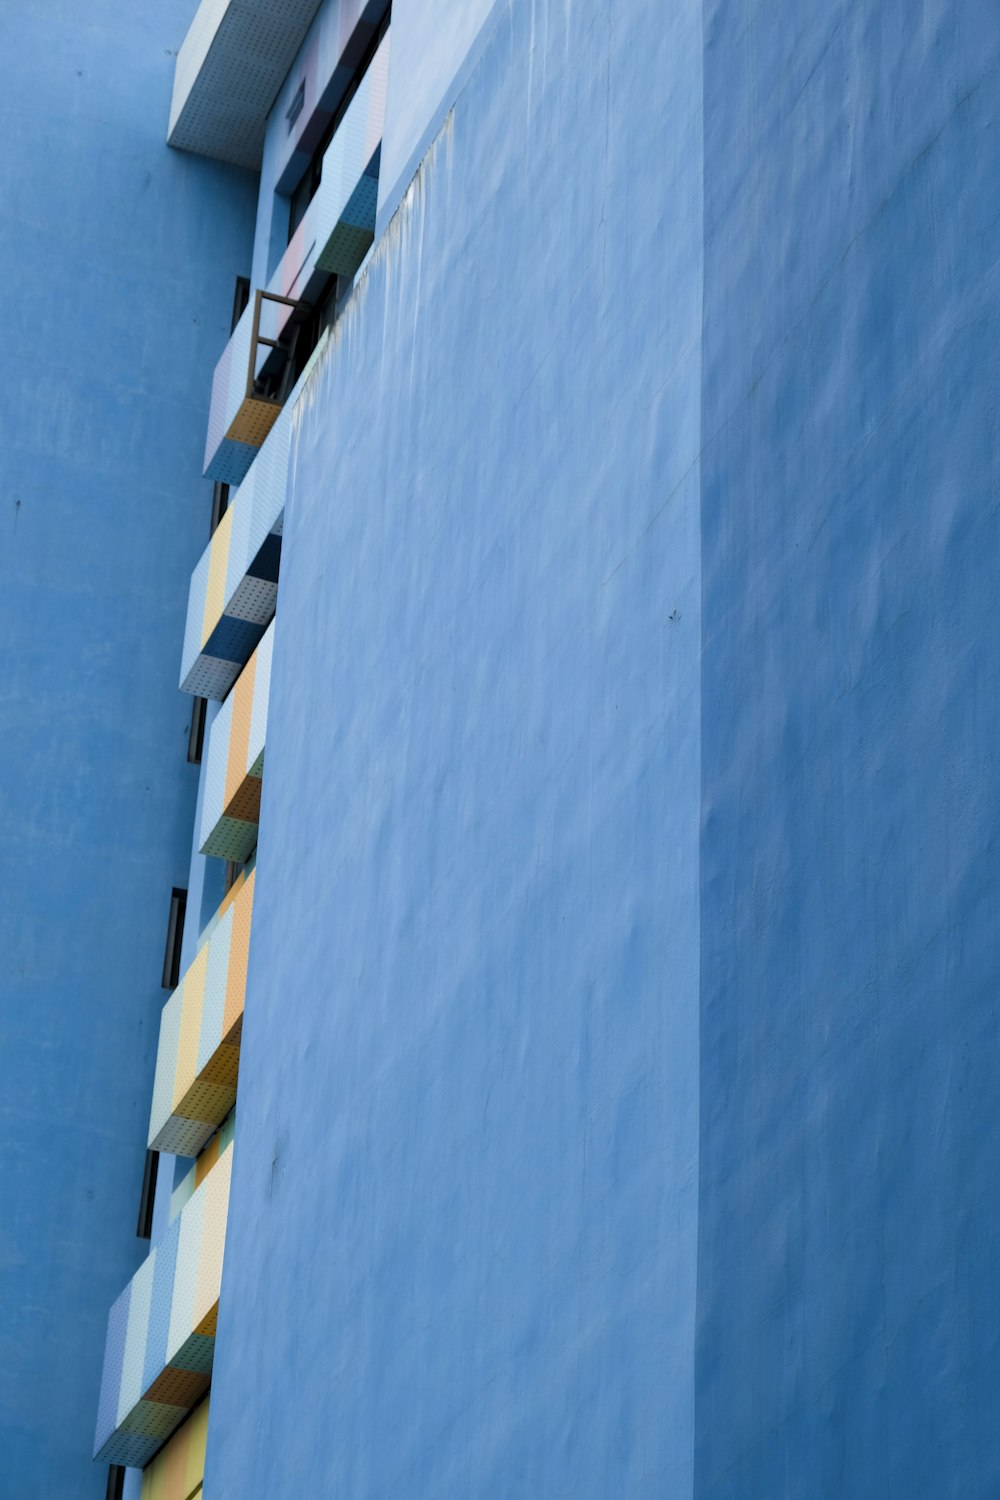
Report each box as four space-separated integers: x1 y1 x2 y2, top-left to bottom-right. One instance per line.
182 330 330 701
171 1113 237 1223
271 28 389 306
140 1396 209 1500
148 873 254 1157
94 1145 233 1469
200 28 388 488
200 624 273 862
202 296 280 486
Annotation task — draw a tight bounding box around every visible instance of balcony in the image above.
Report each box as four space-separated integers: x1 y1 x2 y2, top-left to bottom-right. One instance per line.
182 328 329 700
93 1144 232 1468
168 0 326 168
270 26 390 304
136 1395 209 1499
200 623 273 862
200 24 388 488
202 289 311 486
148 871 254 1158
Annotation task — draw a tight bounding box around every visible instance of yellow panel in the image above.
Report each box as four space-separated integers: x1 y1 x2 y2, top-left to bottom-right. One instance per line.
225 653 256 807
183 1396 210 1493
173 944 210 1112
201 503 235 649
192 1132 221 1190
224 869 255 1038
194 1145 233 1332
226 395 282 447
140 1396 209 1500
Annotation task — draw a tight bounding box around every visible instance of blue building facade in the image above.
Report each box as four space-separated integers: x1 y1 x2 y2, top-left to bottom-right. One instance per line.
2 0 998 1495
0 3 257 1496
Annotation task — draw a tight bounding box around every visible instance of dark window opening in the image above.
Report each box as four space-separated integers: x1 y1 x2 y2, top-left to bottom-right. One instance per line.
224 860 240 895
187 696 207 765
287 7 391 242
106 1466 125 1500
210 481 230 536
135 1149 159 1240
231 275 251 329
161 887 187 990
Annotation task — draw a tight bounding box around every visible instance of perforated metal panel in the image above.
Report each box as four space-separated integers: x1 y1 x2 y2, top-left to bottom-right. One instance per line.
200 625 273 861
183 335 322 699
169 0 327 168
269 31 389 296
149 875 255 1157
94 1147 234 1468
139 1393 210 1500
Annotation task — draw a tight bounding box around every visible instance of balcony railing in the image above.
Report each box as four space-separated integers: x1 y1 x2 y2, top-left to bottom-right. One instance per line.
148 871 254 1158
200 623 274 862
202 290 310 486
93 1144 233 1468
270 26 390 306
181 328 329 701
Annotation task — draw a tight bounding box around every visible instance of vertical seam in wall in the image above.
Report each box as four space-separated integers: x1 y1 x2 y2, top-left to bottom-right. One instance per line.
693 0 707 1491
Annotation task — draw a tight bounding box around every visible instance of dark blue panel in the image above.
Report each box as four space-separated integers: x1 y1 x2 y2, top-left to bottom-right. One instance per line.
247 532 282 584
696 2 1000 1497
203 614 269 666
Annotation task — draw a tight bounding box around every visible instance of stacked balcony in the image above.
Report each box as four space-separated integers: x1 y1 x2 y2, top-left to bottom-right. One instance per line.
272 25 389 304
200 624 273 861
201 25 388 486
137 1396 210 1500
148 871 255 1158
93 4 393 1486
93 1145 233 1468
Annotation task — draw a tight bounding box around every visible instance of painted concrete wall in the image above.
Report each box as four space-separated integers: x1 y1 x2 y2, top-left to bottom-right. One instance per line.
376 0 495 225
695 3 1000 1495
0 2 257 1494
206 0 703 1493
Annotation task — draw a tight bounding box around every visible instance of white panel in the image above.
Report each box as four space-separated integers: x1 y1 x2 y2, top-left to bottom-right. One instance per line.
169 0 328 168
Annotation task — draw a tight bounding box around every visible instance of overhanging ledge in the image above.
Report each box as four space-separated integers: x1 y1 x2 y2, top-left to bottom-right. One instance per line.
168 0 326 169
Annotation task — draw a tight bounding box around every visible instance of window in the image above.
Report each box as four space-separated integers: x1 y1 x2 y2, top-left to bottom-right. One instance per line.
106 1466 125 1500
161 888 187 990
135 1150 159 1240
231 274 251 328
209 481 229 536
187 696 207 765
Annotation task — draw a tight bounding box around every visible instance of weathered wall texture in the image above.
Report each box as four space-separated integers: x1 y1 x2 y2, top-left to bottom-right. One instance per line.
209 0 1000 1492
207 0 704 1493
696 3 1000 1496
0 3 257 1494
375 0 496 221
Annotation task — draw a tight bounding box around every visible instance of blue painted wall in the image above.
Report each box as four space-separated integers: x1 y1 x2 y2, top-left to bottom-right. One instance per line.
207 0 703 1493
375 0 495 224
696 3 1000 1495
0 3 257 1493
